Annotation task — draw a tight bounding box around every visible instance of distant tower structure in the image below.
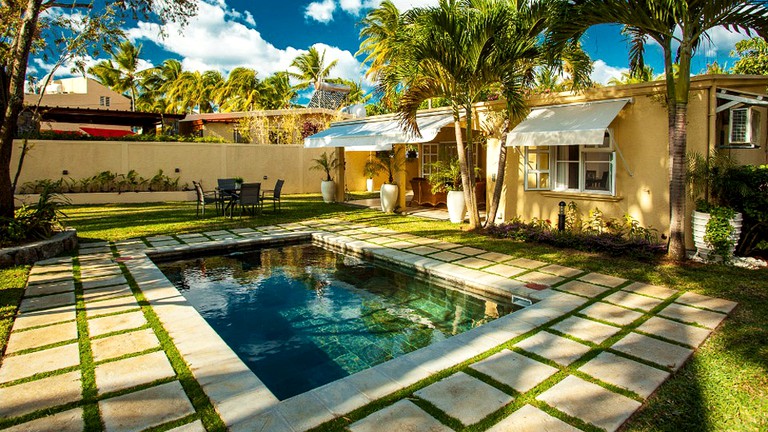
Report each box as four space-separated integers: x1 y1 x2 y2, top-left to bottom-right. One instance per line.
308 81 351 110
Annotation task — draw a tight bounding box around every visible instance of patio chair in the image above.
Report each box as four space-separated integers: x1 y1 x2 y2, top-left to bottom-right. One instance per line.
262 179 284 212
193 181 219 216
238 182 262 217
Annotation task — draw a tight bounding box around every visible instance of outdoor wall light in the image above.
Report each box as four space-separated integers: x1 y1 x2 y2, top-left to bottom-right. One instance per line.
491 173 496 182
263 175 268 180
62 170 69 175
558 201 566 232
174 168 180 173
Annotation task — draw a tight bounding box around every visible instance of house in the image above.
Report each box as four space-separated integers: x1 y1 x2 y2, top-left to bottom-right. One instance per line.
306 75 768 246
179 108 351 143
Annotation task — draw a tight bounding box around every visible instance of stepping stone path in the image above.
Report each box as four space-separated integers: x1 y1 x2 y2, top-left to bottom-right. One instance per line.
0 220 738 432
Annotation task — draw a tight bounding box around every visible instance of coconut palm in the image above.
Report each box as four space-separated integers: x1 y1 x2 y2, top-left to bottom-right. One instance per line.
137 58 183 113
257 72 297 109
216 67 260 112
550 0 768 260
607 65 656 85
358 0 404 82
88 40 152 111
326 78 371 105
289 46 338 90
166 70 223 113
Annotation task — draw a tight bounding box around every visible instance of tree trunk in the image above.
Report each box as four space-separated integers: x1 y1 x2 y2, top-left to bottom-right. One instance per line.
668 102 688 261
0 0 44 220
484 127 508 228
463 105 479 228
453 119 476 229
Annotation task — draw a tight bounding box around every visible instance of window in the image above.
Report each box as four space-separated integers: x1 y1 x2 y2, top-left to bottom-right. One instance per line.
524 147 550 190
524 137 615 194
99 96 105 106
105 96 110 107
421 143 458 176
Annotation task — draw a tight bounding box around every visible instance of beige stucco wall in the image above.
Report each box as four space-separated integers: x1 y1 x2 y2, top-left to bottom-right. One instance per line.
24 78 131 111
484 75 768 245
11 140 329 196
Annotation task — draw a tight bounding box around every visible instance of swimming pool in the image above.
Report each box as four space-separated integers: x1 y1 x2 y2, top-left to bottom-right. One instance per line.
157 243 520 399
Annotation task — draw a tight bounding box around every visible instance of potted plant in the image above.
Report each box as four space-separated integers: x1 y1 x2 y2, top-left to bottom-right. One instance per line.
363 156 382 193
427 159 465 223
374 148 404 213
405 144 418 159
233 176 244 190
310 152 339 203
686 152 742 262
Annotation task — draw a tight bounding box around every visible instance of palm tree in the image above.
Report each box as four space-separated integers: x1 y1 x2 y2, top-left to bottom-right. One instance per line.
606 65 656 85
550 0 768 260
216 67 260 112
89 40 152 111
166 70 223 113
326 78 371 105
357 0 404 82
289 46 338 90
138 58 183 113
257 72 297 109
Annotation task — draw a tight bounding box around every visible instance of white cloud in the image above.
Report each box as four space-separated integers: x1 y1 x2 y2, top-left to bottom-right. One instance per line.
243 10 255 26
125 0 366 88
701 27 751 57
305 0 337 24
339 0 364 14
591 60 628 85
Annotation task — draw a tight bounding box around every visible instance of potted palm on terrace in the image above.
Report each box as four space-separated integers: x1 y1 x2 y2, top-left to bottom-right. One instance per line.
310 152 339 203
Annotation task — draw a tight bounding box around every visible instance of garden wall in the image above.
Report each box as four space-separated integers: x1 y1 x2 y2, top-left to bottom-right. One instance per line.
11 140 337 201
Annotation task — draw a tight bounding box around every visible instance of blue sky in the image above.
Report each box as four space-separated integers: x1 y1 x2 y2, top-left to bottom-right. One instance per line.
36 0 753 100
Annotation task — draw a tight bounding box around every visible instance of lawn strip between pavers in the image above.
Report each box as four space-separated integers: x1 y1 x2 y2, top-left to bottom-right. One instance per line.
410 397 466 430
143 412 200 432
0 266 29 358
89 322 153 340
118 263 227 432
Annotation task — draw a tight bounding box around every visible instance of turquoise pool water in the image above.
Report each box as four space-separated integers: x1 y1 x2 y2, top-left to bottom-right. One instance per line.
157 243 519 399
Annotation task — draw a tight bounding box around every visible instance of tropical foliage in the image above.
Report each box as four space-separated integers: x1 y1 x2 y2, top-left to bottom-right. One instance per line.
731 37 768 75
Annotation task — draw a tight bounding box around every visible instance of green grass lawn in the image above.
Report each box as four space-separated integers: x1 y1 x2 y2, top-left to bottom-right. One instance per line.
2 196 766 430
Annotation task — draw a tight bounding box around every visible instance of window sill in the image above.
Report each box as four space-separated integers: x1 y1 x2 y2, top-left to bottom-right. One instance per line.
538 191 624 203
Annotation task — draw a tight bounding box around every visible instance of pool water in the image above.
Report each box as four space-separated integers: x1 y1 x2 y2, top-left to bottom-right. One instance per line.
157 243 519 399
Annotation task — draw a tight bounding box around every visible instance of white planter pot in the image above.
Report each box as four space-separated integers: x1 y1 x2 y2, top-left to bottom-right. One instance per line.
320 180 336 203
366 178 374 193
380 183 399 213
692 210 742 259
447 190 466 223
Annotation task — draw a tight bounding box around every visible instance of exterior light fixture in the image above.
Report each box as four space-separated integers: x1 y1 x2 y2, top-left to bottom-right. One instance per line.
558 201 566 232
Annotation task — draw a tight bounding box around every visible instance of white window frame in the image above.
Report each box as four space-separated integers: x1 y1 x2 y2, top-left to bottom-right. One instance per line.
421 143 440 177
523 147 551 191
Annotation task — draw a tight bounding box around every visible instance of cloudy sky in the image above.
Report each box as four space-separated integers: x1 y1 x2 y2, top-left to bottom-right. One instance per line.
36 0 753 101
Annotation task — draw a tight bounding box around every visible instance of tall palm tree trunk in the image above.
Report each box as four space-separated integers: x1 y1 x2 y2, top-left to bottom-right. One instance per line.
463 105 479 227
668 102 688 260
484 126 508 228
0 0 44 219
454 117 479 229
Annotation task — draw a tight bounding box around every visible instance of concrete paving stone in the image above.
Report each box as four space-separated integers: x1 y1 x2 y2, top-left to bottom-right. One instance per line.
146 235 175 241
95 350 176 395
177 233 207 238
29 261 72 275
539 264 583 278
26 272 72 285
0 370 82 419
229 408 294 432
11 304 76 331
18 291 76 313
515 331 591 366
622 282 677 299
470 349 559 393
429 242 462 250
415 372 513 426
23 279 75 297
85 295 141 318
5 320 78 354
454 257 494 269
409 237 440 245
537 375 641 432
337 229 363 236
483 264 527 278
309 379 371 416
229 228 255 234
429 251 465 262
275 391 335 432
0 342 80 384
346 365 402 401
511 293 588 327
182 238 211 244
660 303 728 329
550 316 622 345
3 407 83 432
579 272 627 288
373 354 434 388
556 280 609 298
166 420 206 432
451 246 485 256
579 351 670 399
404 245 441 255
475 251 513 263
383 241 416 249
353 233 378 240
88 310 148 337
516 271 565 287
82 284 133 303
80 267 124 279
91 327 161 362
348 399 452 432
99 380 194 432
635 316 713 348
580 302 644 326
506 257 546 269
610 332 694 371
35 256 74 266
604 291 665 312
675 291 738 314
487 404 581 432
367 236 395 244
81 275 128 290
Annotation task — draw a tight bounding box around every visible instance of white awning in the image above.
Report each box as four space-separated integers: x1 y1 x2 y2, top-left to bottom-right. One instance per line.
304 110 457 151
506 98 631 147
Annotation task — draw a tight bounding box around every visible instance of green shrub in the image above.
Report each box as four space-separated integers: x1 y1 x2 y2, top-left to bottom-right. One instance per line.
1 184 67 246
710 164 768 256
20 130 226 143
20 170 187 194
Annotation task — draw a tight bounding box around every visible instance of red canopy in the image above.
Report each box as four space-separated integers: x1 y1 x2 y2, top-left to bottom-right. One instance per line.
79 127 135 138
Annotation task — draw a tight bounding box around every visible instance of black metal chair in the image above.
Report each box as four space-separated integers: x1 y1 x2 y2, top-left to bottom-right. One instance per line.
262 179 284 212
238 182 262 217
217 178 239 217
193 181 219 216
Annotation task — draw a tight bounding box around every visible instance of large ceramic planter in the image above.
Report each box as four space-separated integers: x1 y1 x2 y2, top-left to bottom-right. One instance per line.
366 178 375 193
692 210 742 260
380 183 399 213
320 180 336 203
447 190 466 223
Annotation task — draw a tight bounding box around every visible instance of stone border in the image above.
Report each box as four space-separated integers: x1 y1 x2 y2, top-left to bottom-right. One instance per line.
0 229 77 268
126 230 558 430
15 191 194 206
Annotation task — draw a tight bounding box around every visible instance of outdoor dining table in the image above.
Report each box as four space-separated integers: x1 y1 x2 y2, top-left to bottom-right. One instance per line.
219 188 240 218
